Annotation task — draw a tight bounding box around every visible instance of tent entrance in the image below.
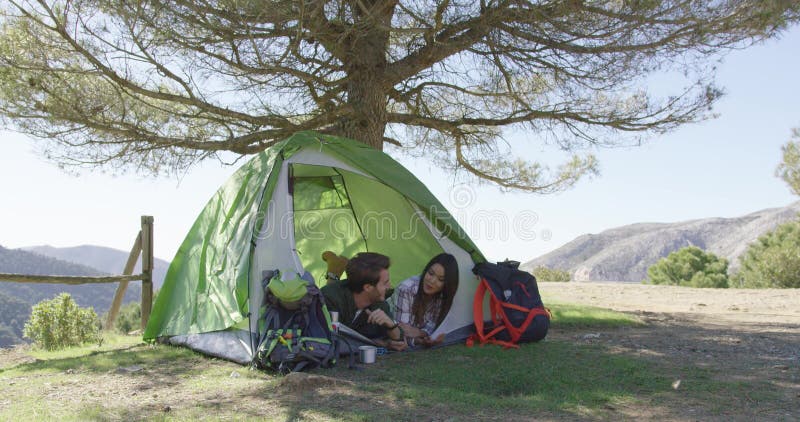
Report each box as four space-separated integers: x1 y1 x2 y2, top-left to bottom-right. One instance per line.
291 164 367 282
290 164 444 286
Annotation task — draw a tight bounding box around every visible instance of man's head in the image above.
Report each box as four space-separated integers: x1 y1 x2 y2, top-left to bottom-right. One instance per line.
346 252 391 303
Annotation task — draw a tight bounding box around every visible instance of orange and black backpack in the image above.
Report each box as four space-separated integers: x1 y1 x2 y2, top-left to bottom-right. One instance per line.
467 260 551 348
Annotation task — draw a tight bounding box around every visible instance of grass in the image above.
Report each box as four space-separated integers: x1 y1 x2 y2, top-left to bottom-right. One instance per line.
0 304 780 421
25 333 144 361
327 341 667 419
547 301 644 328
0 335 273 421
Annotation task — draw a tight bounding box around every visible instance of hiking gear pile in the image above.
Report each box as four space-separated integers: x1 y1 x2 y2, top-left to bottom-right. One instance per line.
254 270 337 374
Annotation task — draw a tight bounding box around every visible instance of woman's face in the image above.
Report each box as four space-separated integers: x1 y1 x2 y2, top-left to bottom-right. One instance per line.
422 263 446 295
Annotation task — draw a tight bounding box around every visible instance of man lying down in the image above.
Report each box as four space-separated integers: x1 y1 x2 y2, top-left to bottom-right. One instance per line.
320 251 407 352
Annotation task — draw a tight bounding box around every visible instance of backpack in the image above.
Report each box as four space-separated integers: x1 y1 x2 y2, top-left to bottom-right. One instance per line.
253 270 337 374
467 260 551 348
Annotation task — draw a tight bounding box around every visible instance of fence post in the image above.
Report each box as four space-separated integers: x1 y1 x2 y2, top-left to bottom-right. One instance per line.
104 231 143 330
141 216 154 330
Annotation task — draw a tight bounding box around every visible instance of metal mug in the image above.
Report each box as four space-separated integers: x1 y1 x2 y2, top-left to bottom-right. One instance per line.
358 345 377 364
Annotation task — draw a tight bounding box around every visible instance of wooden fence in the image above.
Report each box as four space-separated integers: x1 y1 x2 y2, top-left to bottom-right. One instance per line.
0 216 155 330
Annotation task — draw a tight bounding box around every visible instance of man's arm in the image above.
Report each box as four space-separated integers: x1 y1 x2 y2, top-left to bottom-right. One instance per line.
365 308 405 347
376 302 403 341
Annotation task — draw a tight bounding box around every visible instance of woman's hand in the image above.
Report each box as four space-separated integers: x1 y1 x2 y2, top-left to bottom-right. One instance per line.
387 339 407 351
374 338 407 351
398 322 425 338
417 333 445 348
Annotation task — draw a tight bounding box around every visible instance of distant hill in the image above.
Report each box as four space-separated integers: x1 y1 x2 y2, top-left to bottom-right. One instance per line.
23 245 169 289
522 202 800 282
0 245 142 347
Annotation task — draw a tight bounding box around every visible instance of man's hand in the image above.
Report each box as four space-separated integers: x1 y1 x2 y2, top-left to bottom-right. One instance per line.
365 309 394 328
322 251 348 278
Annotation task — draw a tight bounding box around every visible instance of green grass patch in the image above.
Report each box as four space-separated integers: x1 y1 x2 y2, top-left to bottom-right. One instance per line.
8 349 197 380
547 301 643 328
2 335 200 378
327 341 664 419
25 333 143 361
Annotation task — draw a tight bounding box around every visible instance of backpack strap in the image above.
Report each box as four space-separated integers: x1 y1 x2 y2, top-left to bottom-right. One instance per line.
262 308 280 334
497 303 551 343
332 332 357 370
466 277 488 347
467 278 518 348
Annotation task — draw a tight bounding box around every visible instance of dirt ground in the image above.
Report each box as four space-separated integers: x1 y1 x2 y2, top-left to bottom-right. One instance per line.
540 282 800 325
541 282 800 420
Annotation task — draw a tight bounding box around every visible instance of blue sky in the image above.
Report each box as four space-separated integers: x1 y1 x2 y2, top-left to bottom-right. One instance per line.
2 26 798 263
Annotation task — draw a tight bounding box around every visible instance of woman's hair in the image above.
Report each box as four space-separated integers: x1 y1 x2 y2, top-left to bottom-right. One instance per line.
411 253 459 329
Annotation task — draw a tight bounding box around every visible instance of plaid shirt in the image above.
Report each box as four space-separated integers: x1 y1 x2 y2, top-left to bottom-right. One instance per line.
394 276 442 335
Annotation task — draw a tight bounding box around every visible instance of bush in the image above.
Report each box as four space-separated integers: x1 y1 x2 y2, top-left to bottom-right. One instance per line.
734 219 800 288
23 293 100 350
646 246 729 288
531 266 572 282
775 130 800 196
113 301 142 334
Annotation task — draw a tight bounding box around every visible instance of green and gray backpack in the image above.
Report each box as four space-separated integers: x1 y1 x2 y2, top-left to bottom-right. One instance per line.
254 270 336 374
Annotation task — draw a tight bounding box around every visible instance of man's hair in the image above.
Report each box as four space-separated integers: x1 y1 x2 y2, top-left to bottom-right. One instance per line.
345 252 391 293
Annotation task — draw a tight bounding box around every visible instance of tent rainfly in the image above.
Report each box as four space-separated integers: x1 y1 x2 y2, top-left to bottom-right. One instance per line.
144 131 486 363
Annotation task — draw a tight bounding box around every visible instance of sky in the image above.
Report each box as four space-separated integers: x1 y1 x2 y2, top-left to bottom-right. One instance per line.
1 26 799 264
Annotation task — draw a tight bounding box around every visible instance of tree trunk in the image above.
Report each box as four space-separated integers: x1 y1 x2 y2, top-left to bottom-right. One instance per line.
335 0 397 151
339 72 387 151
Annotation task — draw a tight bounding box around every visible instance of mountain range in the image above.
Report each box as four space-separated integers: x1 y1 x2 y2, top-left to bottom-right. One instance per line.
521 201 800 282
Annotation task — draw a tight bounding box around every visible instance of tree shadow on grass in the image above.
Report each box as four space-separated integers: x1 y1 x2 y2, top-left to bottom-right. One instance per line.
0 343 204 378
252 327 796 422
226 341 672 421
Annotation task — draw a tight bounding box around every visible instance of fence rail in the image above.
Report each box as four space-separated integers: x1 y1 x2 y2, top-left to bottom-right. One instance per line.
0 273 145 284
0 216 155 331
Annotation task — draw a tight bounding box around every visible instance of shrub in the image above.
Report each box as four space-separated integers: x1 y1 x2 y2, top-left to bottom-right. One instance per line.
775 130 800 196
531 266 572 282
23 293 100 350
734 219 800 288
113 301 142 334
646 246 729 288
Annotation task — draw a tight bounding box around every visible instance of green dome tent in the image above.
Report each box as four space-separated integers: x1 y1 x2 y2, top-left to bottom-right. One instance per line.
144 131 485 363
